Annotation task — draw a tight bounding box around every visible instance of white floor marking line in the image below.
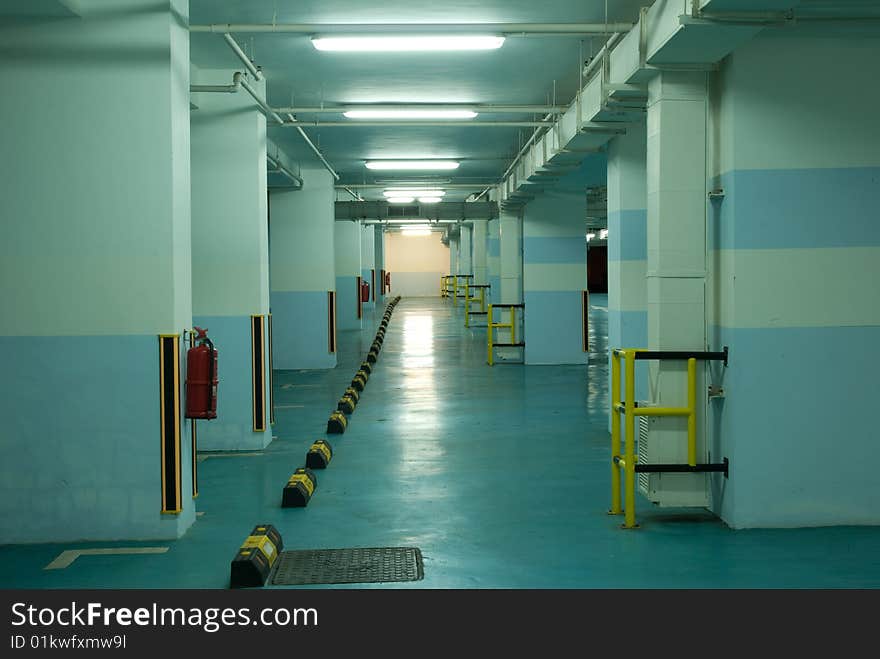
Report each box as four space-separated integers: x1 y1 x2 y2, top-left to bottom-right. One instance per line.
44 547 169 570
197 452 264 463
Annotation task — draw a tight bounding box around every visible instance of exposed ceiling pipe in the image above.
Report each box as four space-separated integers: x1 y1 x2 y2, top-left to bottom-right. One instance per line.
476 32 624 203
363 219 460 226
337 183 498 190
222 33 262 81
190 71 242 94
273 105 567 115
267 154 303 188
283 113 345 186
279 120 554 128
201 33 355 200
581 32 624 83
191 23 635 35
239 77 285 124
341 187 363 201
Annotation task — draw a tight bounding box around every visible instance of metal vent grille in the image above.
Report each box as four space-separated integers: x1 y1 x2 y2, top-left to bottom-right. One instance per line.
638 415 650 493
270 547 424 586
387 204 420 217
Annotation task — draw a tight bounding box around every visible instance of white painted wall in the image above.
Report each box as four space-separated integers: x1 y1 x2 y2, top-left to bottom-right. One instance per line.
270 168 336 293
0 0 192 336
334 221 361 277
385 231 449 297
191 67 269 317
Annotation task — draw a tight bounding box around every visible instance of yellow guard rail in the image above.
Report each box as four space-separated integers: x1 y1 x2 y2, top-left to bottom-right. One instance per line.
465 283 490 327
610 347 729 529
452 274 473 307
487 303 525 365
440 275 455 298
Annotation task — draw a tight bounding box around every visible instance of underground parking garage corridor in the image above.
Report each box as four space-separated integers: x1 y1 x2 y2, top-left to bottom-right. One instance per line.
3 297 880 588
2 0 880 597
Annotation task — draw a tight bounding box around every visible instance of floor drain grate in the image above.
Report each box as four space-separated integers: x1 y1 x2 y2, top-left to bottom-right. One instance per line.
270 547 424 585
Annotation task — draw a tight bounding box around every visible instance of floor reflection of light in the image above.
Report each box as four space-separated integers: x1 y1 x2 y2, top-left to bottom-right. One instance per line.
397 312 446 481
402 314 435 370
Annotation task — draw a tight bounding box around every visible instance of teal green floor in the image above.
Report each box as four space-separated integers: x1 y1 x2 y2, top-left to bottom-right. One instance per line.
2 295 880 588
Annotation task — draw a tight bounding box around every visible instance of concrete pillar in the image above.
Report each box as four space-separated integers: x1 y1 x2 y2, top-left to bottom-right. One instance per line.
191 69 270 451
334 221 362 330
374 226 386 301
706 35 880 528
642 71 709 509
522 191 588 365
499 211 522 304
269 168 337 370
448 234 459 278
361 224 376 310
0 0 194 542
647 71 708 400
607 122 648 401
472 220 488 285
458 225 473 275
487 219 501 303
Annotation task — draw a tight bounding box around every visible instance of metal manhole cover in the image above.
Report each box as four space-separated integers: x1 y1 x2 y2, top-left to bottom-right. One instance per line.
271 547 424 585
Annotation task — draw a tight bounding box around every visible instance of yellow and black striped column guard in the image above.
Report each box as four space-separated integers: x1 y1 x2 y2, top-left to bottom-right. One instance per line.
328 290 337 353
251 315 266 433
268 313 275 425
191 419 198 499
582 290 590 352
159 334 182 514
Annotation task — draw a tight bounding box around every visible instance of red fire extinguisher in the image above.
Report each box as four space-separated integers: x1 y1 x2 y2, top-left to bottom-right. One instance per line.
361 281 370 302
185 327 218 419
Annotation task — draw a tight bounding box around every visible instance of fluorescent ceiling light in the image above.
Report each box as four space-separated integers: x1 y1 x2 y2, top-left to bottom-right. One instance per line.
311 36 505 52
418 197 443 204
383 189 445 197
345 109 477 120
366 160 459 171
387 196 415 203
401 228 432 236
599 229 608 239
586 232 596 242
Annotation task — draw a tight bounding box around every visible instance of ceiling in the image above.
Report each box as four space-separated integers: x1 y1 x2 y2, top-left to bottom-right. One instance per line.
0 0 76 17
190 0 644 200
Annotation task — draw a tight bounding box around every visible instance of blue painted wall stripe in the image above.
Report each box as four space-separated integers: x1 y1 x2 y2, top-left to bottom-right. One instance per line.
711 167 880 251
335 276 361 330
709 324 880 528
523 290 588 365
523 236 587 264
270 291 336 370
488 276 501 303
487 238 500 258
193 315 272 450
607 209 647 262
0 334 194 542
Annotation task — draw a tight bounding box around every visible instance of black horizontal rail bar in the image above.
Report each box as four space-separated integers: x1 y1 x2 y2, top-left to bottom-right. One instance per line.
454 274 474 278
613 346 728 366
492 342 525 347
467 311 488 315
635 461 729 477
491 303 525 308
613 456 729 477
468 284 491 288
